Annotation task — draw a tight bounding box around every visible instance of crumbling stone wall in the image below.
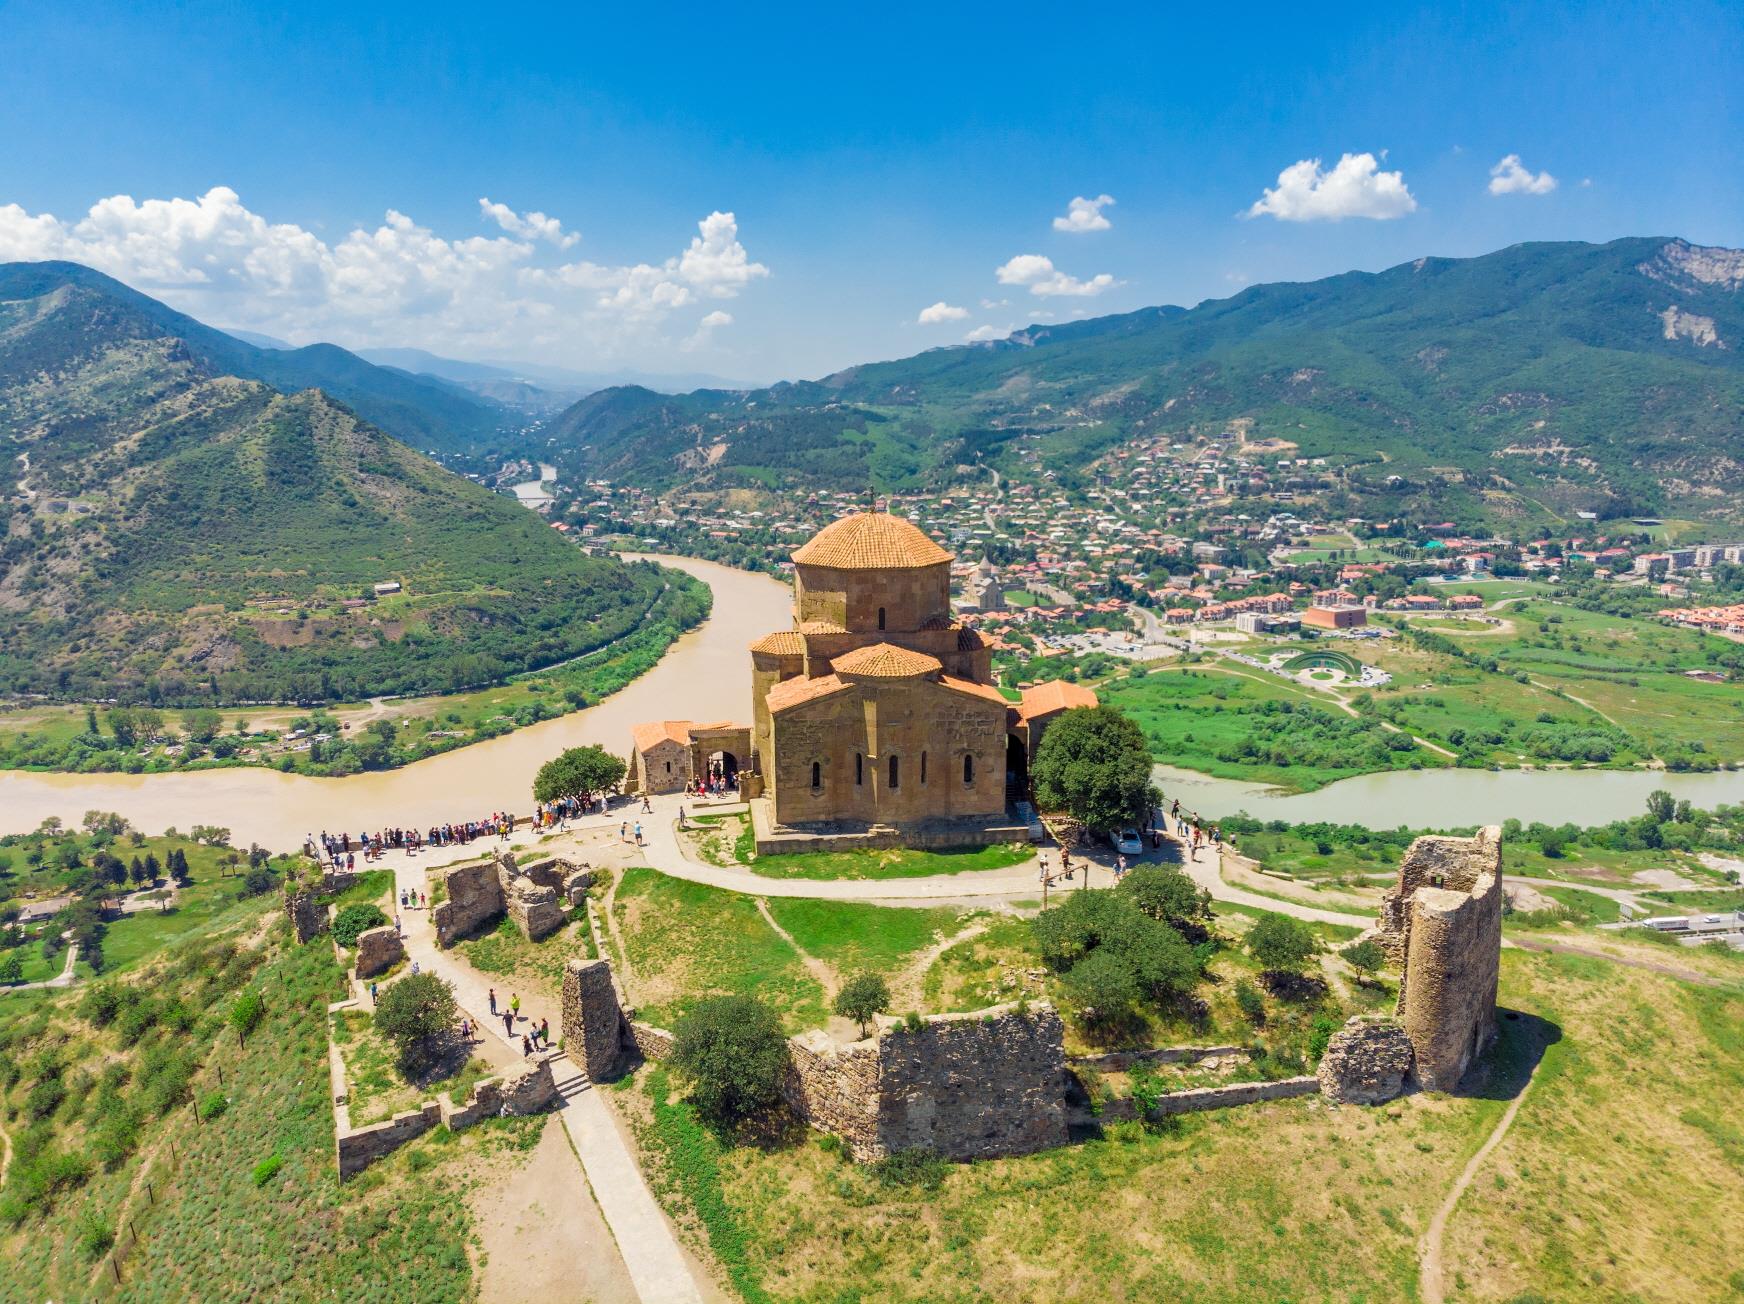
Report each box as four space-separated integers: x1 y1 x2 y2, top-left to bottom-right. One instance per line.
339 1060 557 1178
353 925 404 979
784 1030 882 1159
1318 1016 1415 1105
875 1007 1069 1160
1095 1075 1320 1123
1372 826 1503 1092
338 1101 441 1179
508 879 564 941
562 958 630 1081
286 889 327 944
432 860 504 947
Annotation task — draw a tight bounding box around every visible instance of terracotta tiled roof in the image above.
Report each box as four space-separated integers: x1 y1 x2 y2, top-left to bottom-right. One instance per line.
767 674 852 713
750 630 804 655
1017 680 1099 721
832 643 942 678
791 512 953 570
956 626 985 651
939 675 1009 706
631 720 694 752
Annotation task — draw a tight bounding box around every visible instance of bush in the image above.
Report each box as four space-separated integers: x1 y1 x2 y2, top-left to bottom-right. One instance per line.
833 972 891 1038
670 995 788 1124
240 863 278 896
870 1148 949 1190
25 1077 66 1120
1246 913 1318 977
1341 939 1385 984
332 903 389 949
1121 864 1212 933
1234 979 1267 1025
78 984 123 1027
251 1153 283 1186
229 989 266 1046
373 972 457 1067
198 1090 229 1121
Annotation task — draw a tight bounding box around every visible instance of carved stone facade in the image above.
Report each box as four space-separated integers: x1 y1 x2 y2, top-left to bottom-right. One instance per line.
1371 826 1504 1093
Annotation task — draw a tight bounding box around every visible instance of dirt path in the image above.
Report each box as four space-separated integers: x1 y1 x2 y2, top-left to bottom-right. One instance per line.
1510 936 1739 989
4 942 81 993
470 1117 639 1304
755 898 840 998
1419 1053 1546 1303
886 920 992 1011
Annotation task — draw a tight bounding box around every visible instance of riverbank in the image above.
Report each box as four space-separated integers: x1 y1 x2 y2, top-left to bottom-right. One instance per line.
0 562 710 780
0 556 794 849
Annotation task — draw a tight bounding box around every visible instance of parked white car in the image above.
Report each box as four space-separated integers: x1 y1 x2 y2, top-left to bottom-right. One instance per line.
1110 828 1144 856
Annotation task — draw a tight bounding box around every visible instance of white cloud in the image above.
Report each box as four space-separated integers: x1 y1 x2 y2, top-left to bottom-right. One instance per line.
917 300 969 324
1053 194 1114 233
979 297 1008 309
479 197 579 248
1487 154 1557 196
683 308 734 350
1245 152 1417 222
0 187 770 362
995 253 1117 297
964 324 1007 341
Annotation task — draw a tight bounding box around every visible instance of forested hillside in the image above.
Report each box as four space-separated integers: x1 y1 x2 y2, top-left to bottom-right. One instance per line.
0 266 669 705
548 237 1744 523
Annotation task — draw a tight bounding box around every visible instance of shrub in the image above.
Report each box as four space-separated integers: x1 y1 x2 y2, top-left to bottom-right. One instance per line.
198 1090 229 1121
1307 1013 1341 1064
670 995 788 1124
1234 979 1267 1025
870 1148 949 1190
833 972 891 1038
1246 913 1318 977
239 863 278 897
1121 864 1213 933
75 1206 115 1259
251 1153 283 1186
0 951 21 985
25 1077 66 1120
1341 939 1385 985
332 903 389 949
78 984 123 1027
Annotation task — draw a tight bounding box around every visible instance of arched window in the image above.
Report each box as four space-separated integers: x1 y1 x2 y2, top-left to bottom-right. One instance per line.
664 760 671 774
855 752 864 786
888 754 900 789
920 751 928 784
877 606 886 631
963 753 975 785
810 761 821 789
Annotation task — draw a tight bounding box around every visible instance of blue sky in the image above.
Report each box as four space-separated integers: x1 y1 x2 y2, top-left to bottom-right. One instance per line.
2 0 1739 382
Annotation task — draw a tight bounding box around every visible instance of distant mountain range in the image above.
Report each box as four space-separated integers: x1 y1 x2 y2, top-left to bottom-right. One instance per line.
546 237 1744 526
0 261 663 703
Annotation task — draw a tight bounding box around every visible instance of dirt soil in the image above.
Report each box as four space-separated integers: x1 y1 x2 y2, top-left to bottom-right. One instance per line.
469 1117 639 1304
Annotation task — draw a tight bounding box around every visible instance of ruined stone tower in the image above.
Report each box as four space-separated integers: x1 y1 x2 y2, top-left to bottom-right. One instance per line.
1372 826 1504 1092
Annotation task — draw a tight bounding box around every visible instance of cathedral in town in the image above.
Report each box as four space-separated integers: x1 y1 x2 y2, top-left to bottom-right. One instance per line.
629 508 1096 851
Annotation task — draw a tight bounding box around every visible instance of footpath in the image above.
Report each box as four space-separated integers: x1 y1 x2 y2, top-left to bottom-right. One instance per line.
381 855 710 1304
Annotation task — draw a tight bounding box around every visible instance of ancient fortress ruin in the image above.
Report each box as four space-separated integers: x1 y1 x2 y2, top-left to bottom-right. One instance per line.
431 850 592 947
1322 826 1504 1099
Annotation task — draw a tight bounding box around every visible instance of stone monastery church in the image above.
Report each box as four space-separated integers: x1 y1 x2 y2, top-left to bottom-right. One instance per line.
629 509 1095 853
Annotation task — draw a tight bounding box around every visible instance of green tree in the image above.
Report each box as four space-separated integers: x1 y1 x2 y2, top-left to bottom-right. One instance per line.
1120 863 1212 932
669 994 788 1123
833 972 891 1038
332 903 388 948
129 857 150 888
180 708 223 742
1340 939 1385 986
240 863 277 897
534 745 628 804
373 972 457 1067
0 950 22 985
1246 913 1317 978
1030 706 1159 833
1645 789 1675 825
105 707 138 748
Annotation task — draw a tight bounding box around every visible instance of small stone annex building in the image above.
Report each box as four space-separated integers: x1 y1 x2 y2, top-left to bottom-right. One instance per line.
626 719 752 796
737 509 1093 851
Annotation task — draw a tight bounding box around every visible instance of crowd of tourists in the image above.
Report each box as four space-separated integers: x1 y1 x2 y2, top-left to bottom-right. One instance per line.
309 814 518 868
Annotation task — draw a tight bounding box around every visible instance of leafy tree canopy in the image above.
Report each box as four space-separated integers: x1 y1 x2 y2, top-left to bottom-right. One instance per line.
1031 706 1159 833
670 994 788 1123
1246 913 1318 976
373 972 457 1064
534 745 628 804
833 972 891 1038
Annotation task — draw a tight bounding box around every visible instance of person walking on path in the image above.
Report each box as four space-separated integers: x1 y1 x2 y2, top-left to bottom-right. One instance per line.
460 1017 471 1044
538 1017 550 1047
521 1034 535 1056
620 821 628 841
634 822 643 847
503 1010 514 1038
488 988 497 1015
510 992 521 1022
369 981 378 1005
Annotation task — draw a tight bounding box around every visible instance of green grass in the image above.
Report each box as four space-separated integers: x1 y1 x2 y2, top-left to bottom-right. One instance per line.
1003 590 1038 608
738 829 1032 882
612 867 826 1032
761 899 977 977
331 1009 492 1125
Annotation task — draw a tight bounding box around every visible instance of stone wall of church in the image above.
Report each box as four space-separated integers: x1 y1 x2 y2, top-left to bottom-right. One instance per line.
768 678 1007 826
795 562 952 634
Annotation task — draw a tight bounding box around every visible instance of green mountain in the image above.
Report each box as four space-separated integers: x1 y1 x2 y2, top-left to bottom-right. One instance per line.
549 237 1744 524
0 265 666 704
0 262 509 454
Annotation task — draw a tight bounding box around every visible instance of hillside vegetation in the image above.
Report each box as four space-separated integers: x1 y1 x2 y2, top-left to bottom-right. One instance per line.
0 264 679 705
549 237 1744 525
